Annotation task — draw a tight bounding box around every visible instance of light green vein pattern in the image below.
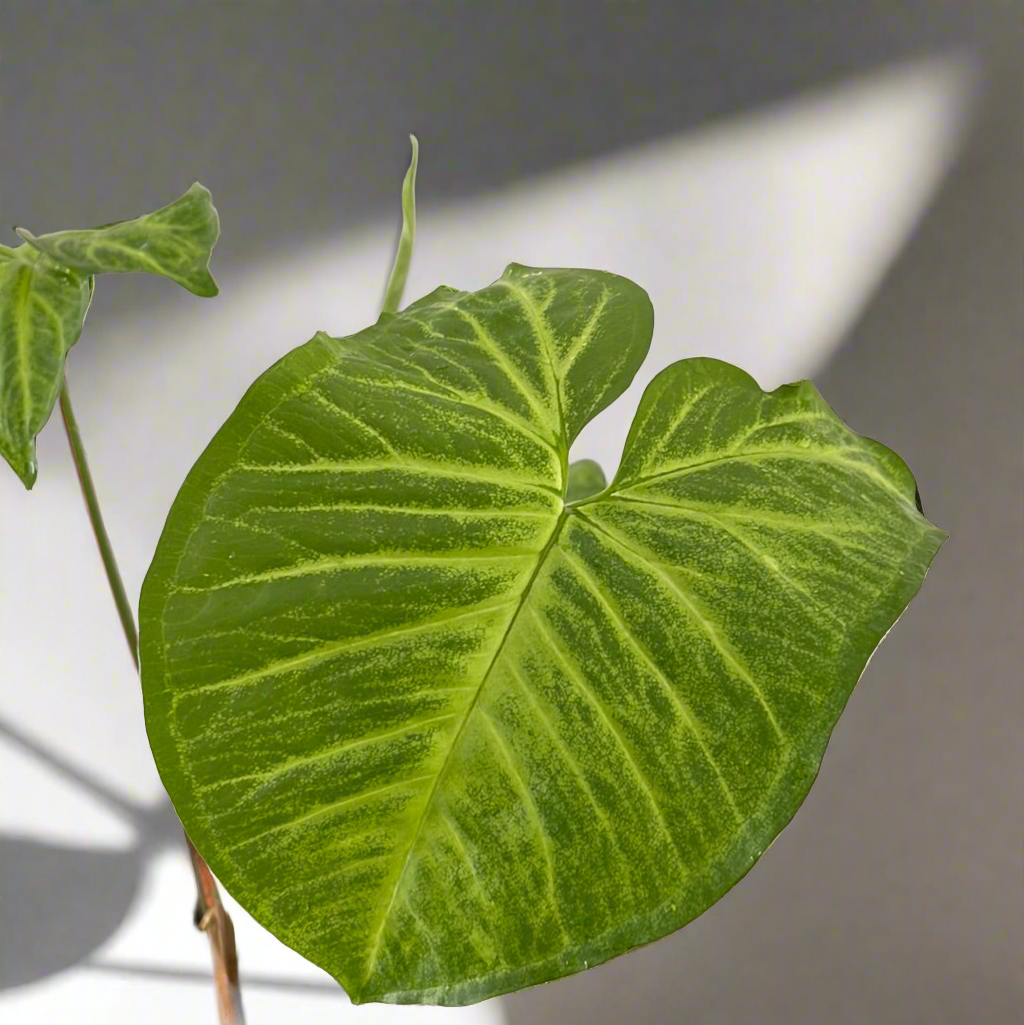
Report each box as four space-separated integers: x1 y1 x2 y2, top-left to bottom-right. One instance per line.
139 265 944 1004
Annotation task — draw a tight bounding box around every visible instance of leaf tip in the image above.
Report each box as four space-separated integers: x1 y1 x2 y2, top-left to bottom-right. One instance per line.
500 262 552 285
188 181 221 232
403 137 419 199
188 270 220 298
3 446 38 489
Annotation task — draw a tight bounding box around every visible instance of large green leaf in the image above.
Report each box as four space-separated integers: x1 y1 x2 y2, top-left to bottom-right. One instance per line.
0 245 93 486
16 183 220 297
139 265 944 1005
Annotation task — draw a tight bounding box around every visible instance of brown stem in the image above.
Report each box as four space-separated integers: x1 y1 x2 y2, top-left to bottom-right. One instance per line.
188 838 246 1024
60 377 246 1024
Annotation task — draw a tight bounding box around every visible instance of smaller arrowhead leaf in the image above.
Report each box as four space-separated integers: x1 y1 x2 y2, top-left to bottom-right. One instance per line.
16 183 220 297
0 246 93 487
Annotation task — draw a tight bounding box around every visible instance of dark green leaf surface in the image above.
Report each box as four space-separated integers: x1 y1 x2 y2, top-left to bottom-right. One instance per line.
0 245 92 486
17 183 220 297
140 265 944 1004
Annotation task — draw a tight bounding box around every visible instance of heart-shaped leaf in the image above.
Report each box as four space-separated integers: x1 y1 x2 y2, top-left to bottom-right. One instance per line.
139 265 944 1004
16 183 220 297
0 245 93 487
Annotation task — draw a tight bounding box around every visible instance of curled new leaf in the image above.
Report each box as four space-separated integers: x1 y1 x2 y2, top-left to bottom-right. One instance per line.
17 183 220 297
566 457 607 503
0 245 92 487
381 135 419 315
140 265 944 1004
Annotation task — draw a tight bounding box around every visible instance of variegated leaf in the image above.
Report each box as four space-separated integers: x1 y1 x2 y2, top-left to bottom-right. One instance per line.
16 183 219 297
139 265 943 1004
0 245 92 487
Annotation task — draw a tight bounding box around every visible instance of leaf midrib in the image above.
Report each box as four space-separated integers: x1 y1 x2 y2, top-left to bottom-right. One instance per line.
360 275 575 988
359 504 570 993
13 263 35 434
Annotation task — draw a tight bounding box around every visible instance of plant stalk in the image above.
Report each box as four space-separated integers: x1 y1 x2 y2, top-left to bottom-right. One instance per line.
59 376 246 1025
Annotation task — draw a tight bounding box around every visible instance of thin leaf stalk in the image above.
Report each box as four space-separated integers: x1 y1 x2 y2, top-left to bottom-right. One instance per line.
59 376 246 1025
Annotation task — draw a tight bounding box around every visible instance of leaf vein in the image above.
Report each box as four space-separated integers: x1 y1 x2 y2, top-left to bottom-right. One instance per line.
171 549 536 595
555 546 744 823
479 708 569 944
224 774 435 852
174 594 522 698
573 510 786 741
527 604 689 870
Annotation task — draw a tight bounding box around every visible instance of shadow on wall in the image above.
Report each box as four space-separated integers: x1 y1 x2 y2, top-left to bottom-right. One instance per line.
0 1 978 273
1 718 348 996
0 717 182 990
